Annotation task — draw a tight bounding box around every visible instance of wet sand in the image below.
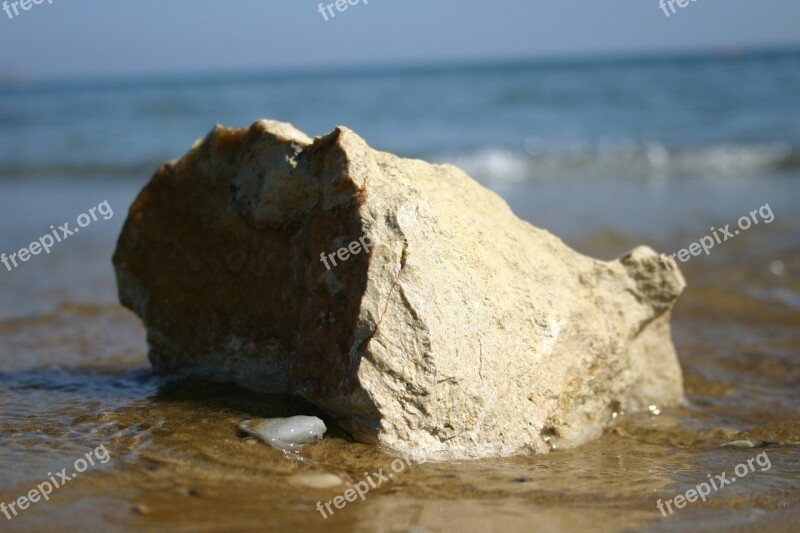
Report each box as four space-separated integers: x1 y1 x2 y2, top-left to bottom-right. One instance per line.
0 177 798 532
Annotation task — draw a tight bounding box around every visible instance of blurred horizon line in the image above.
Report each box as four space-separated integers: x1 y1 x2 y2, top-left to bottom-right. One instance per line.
1 42 799 89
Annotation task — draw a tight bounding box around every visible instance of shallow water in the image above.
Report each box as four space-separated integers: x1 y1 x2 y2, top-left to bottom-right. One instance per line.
0 173 798 532
1 52 799 531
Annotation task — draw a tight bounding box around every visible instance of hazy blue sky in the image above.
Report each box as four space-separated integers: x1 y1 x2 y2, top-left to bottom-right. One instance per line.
0 0 798 80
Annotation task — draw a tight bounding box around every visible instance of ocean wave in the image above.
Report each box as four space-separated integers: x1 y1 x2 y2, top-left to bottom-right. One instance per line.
433 142 800 183
1 143 798 183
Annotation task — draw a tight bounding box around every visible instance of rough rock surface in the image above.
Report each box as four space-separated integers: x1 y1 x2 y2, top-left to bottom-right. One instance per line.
113 119 686 460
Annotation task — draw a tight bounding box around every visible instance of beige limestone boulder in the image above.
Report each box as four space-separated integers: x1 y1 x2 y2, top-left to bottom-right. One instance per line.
113 119 686 460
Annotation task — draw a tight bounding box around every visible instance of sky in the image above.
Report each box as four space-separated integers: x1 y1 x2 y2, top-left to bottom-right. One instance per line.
0 0 798 80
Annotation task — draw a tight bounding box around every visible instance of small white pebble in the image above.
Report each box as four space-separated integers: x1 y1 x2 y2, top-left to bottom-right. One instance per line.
239 416 327 451
288 473 343 489
720 439 756 448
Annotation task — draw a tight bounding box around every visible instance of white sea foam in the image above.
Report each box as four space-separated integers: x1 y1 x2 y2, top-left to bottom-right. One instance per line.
433 142 797 184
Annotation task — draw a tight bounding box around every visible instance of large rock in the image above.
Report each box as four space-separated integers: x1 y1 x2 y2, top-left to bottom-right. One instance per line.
113 119 686 460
